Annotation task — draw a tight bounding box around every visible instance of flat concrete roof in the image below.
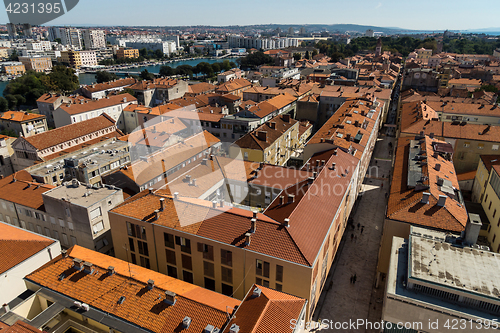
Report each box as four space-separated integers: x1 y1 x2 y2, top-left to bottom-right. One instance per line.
409 229 500 300
43 181 121 208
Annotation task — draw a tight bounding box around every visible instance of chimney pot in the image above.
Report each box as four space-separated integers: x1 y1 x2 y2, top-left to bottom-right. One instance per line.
438 195 447 207
107 266 115 275
245 232 251 245
288 194 295 203
73 258 83 270
421 192 430 204
154 209 160 220
283 218 290 227
251 218 257 233
435 163 441 171
212 201 217 209
173 192 179 199
160 198 165 211
164 290 176 305
147 279 155 290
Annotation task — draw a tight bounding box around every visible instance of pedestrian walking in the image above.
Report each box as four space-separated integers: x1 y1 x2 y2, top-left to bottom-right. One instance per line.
353 274 357 284
361 226 364 234
351 233 354 241
381 182 384 189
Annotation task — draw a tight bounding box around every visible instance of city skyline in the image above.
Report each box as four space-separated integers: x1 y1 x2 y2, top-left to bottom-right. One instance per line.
0 0 499 32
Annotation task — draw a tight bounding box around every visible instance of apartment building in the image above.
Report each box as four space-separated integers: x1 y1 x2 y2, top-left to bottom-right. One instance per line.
230 114 300 166
59 27 82 49
42 180 123 255
109 146 359 319
18 56 52 72
129 78 189 107
81 77 137 99
217 68 242 83
11 114 123 171
384 227 499 332
27 138 131 187
53 93 136 129
0 245 306 333
215 78 252 98
471 155 500 203
116 47 139 59
1 61 25 75
379 135 468 285
476 164 500 253
103 130 221 194
0 111 47 137
60 50 98 69
82 29 106 50
36 93 76 128
0 222 60 306
227 35 299 50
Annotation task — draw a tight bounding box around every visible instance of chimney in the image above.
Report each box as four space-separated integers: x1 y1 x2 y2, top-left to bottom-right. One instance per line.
429 132 434 139
107 266 115 275
83 262 94 274
147 279 155 290
435 163 441 171
149 188 154 193
437 195 447 207
253 211 258 219
2 303 9 313
253 287 262 297
154 209 160 220
229 324 240 333
333 148 338 156
160 198 165 211
201 158 208 165
164 291 176 305
330 162 336 170
321 160 326 166
173 192 179 200
212 201 217 209
464 213 482 246
283 218 290 227
73 258 83 271
61 249 68 258
219 200 224 208
346 133 351 141
313 171 318 179
182 317 192 329
245 232 251 245
315 159 320 166
308 176 314 184
269 122 276 129
257 131 267 141
287 194 295 203
279 196 284 205
421 192 430 204
191 179 197 186
354 120 359 127
250 218 257 233
282 114 290 123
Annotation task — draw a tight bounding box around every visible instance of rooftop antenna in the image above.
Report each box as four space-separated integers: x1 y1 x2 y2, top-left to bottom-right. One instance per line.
122 244 133 281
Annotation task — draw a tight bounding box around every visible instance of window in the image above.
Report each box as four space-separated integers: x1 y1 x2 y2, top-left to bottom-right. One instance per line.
92 221 104 234
478 143 484 150
131 253 137 264
221 283 233 296
137 241 149 256
28 222 34 231
183 270 193 283
44 227 50 237
175 236 191 253
166 249 176 265
50 216 56 225
221 267 232 284
164 232 175 249
203 261 215 277
493 145 499 151
140 256 150 269
58 219 65 228
5 215 10 224
181 254 192 270
128 238 135 252
36 225 43 234
167 265 177 278
276 283 282 291
204 277 215 291
493 234 496 243
65 208 71 217
197 242 214 261
67 222 74 230
70 236 77 246
221 249 232 266
463 142 470 148
494 209 497 219
489 201 492 210
90 207 102 220
256 259 270 278
276 265 283 282
62 233 69 245
53 230 59 239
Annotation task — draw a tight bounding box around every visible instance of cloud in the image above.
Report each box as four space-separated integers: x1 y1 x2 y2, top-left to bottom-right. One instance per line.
375 2 382 9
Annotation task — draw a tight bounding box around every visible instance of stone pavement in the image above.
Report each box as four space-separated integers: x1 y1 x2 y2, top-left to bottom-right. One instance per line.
304 134 395 333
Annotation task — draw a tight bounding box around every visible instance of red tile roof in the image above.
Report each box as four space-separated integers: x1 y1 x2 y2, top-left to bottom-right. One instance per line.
387 136 468 232
23 114 117 150
0 222 55 274
0 321 41 333
25 245 240 333
58 94 136 115
222 285 306 333
83 78 137 93
479 155 500 172
0 171 55 210
0 111 45 123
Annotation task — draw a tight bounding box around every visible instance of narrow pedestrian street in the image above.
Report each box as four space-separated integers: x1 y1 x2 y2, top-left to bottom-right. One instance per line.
306 134 395 333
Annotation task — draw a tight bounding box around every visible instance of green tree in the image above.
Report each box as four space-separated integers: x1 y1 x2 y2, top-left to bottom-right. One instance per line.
47 66 79 93
195 62 214 78
139 69 155 81
9 50 19 61
211 63 221 74
0 97 7 112
5 94 17 110
305 51 310 59
14 94 26 108
95 71 119 83
175 65 194 77
154 49 164 59
476 84 498 93
312 49 318 57
119 88 136 96
221 60 232 71
0 129 17 137
159 65 175 77
237 51 274 69
54 38 62 44
293 53 301 61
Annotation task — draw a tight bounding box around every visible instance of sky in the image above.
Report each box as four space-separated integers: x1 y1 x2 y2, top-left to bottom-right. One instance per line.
0 0 499 31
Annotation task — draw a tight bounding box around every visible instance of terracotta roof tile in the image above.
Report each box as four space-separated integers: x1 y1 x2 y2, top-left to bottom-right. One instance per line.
0 321 41 333
83 78 137 93
234 115 298 150
0 111 45 123
58 94 136 115
0 222 55 274
25 245 240 333
23 114 117 150
0 171 55 209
